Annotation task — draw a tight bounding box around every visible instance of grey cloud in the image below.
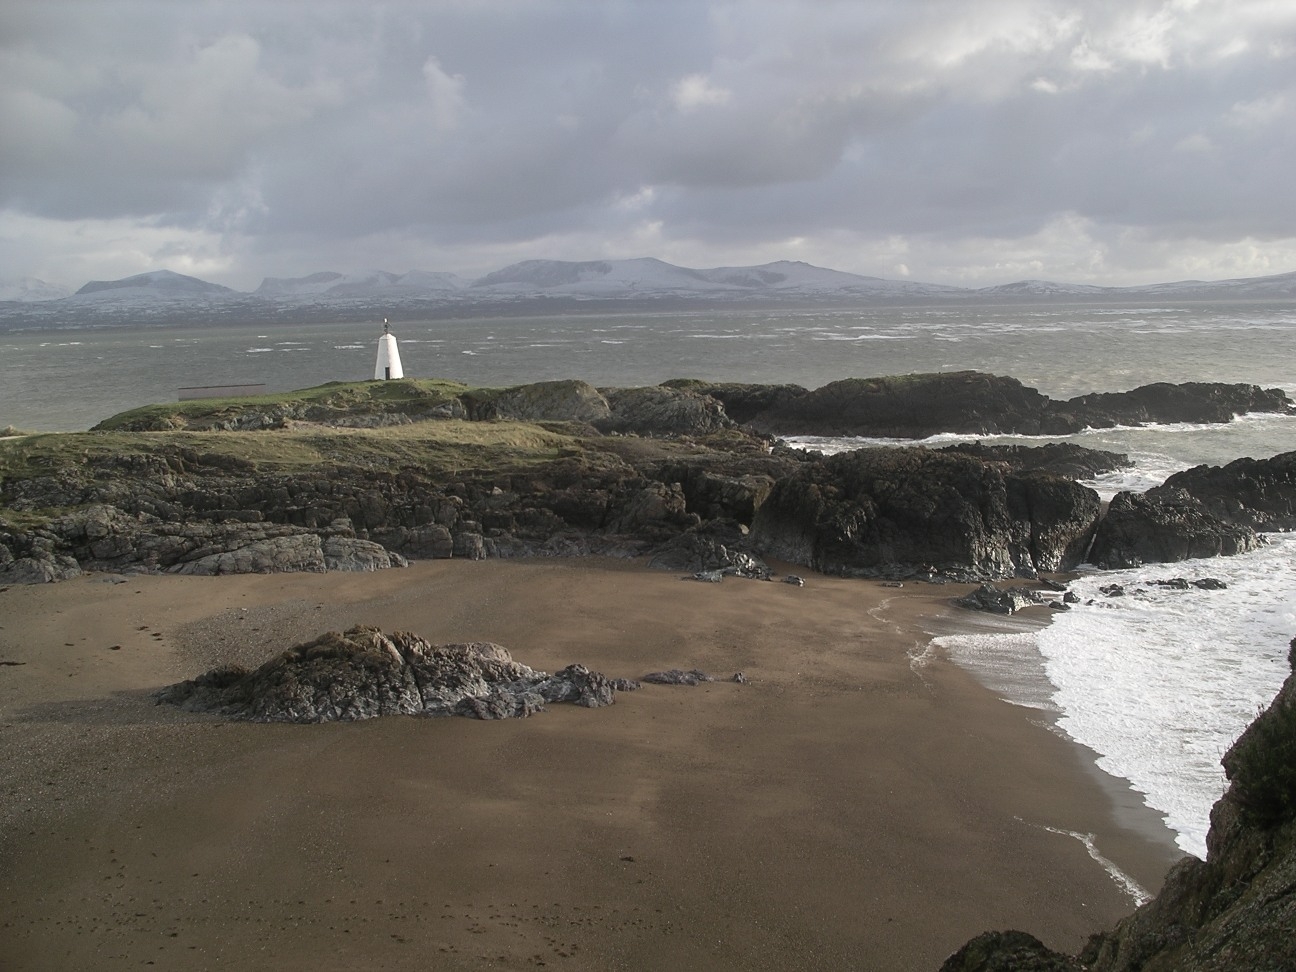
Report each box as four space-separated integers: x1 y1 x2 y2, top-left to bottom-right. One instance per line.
3 0 1296 287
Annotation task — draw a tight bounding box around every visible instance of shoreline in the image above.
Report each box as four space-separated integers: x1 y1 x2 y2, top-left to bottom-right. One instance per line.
0 559 1183 971
924 606 1185 883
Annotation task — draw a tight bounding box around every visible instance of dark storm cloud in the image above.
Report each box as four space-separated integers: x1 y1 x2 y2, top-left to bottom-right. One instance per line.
2 0 1295 288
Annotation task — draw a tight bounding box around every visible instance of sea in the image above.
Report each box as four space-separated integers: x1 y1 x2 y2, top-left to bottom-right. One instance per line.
3 299 1296 859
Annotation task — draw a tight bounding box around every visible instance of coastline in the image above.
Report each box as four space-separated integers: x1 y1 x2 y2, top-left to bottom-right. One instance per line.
0 559 1183 971
925 607 1185 893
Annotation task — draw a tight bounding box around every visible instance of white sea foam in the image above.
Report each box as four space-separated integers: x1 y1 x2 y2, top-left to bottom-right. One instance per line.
937 539 1295 861
1038 538 1296 858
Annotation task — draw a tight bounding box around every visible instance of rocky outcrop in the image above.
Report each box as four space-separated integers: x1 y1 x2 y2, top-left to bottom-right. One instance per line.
750 448 1102 579
939 443 1132 481
1154 451 1296 532
940 639 1296 972
659 379 808 425
4 374 1289 584
748 372 1053 437
1043 381 1293 434
647 530 774 579
595 385 732 436
155 625 625 722
459 379 611 424
954 583 1058 614
1088 489 1259 569
739 372 1292 439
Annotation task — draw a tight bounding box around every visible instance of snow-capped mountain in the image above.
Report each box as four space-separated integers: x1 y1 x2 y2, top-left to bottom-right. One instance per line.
255 271 347 296
469 258 960 298
0 277 73 302
4 258 1296 331
255 270 466 297
73 269 238 299
1123 269 1296 299
974 279 1115 298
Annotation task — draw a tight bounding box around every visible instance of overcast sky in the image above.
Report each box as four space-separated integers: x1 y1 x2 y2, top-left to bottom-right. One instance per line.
2 0 1295 290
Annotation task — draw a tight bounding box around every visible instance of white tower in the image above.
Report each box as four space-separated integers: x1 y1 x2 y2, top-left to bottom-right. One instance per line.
374 320 404 380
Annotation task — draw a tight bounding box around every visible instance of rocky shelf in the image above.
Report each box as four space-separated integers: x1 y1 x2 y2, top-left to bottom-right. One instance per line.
2 371 1294 584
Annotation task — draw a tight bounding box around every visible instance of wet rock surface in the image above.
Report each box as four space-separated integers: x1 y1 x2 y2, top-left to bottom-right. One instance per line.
750 447 1102 579
1089 489 1259 569
954 583 1055 614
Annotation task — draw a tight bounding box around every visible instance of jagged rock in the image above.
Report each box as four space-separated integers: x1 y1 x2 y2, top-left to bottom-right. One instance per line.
596 386 731 436
740 373 1292 439
939 930 1082 971
954 583 1051 614
1089 489 1259 569
154 625 626 722
452 531 486 560
648 532 772 579
642 669 714 685
940 442 1133 480
460 379 611 423
322 536 408 571
749 372 1053 437
690 570 724 583
173 534 327 575
1044 381 1293 435
938 933 1078 969
1154 451 1296 532
751 447 1101 580
660 380 808 426
0 552 82 584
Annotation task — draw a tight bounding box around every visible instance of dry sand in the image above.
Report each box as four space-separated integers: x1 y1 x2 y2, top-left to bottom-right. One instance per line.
0 560 1182 971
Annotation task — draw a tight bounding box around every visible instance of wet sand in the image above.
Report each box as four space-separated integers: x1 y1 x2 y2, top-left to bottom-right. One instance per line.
0 560 1182 971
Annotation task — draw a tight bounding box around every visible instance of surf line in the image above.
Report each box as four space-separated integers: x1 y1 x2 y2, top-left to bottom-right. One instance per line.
1021 818 1152 905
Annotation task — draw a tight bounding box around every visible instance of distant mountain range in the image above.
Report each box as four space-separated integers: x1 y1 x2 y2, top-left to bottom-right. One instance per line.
2 259 1295 328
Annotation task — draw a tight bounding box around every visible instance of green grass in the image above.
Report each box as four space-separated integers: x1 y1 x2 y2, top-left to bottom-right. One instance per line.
92 378 473 431
0 419 580 482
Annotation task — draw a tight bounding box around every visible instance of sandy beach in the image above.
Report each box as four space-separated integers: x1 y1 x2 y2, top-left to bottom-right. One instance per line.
0 559 1182 971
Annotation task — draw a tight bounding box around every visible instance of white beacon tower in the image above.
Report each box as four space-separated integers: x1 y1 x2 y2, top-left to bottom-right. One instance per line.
374 319 404 380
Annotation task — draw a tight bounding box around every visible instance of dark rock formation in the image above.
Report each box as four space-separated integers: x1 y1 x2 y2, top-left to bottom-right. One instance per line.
595 385 731 436
1043 381 1293 434
647 530 773 579
939 442 1132 480
641 669 715 685
750 448 1101 579
659 379 809 425
749 372 1054 437
1089 489 1259 569
739 372 1292 439
3 374 1288 584
955 583 1055 614
1153 451 1296 532
941 638 1296 972
459 379 611 424
155 625 623 722
940 930 1083 971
